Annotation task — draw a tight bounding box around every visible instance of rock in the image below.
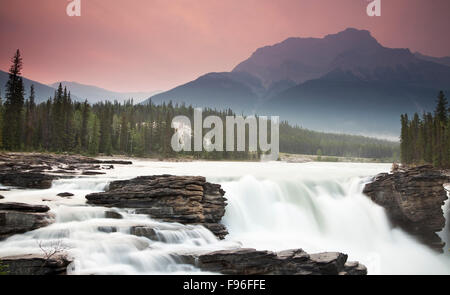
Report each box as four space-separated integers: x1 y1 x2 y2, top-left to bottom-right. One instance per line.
104 211 123 219
98 226 117 233
86 175 228 239
0 253 72 275
0 202 54 240
130 226 158 240
0 171 56 189
82 171 106 175
0 153 132 189
341 261 368 275
0 202 50 213
100 160 133 165
57 192 74 198
179 248 367 275
363 165 450 252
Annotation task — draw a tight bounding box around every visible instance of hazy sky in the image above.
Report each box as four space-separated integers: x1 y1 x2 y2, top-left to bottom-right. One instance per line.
1 0 449 92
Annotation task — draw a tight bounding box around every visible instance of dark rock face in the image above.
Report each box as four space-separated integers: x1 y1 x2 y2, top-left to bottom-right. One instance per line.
0 202 54 240
179 248 367 275
86 175 228 239
0 254 72 275
363 165 450 252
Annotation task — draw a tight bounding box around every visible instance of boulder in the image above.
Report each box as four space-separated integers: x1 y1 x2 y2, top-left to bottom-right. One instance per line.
86 175 228 239
178 248 367 275
57 192 74 198
363 165 450 252
104 210 123 219
0 202 54 240
130 226 158 240
0 253 72 275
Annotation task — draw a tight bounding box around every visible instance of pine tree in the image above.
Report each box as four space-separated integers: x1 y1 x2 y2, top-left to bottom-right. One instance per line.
435 91 448 125
3 49 25 150
24 85 36 149
81 100 90 150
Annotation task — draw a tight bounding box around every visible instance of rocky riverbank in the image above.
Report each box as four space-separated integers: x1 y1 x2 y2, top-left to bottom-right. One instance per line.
363 165 450 252
179 248 367 275
0 153 132 189
86 175 229 239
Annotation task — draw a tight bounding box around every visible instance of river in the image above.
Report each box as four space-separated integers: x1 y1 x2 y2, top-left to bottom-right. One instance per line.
0 160 449 274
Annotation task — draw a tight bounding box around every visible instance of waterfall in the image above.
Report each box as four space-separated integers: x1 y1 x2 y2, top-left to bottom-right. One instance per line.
221 175 450 275
0 161 449 274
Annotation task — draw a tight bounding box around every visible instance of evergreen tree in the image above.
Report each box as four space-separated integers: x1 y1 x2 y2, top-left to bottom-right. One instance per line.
3 49 25 150
24 85 36 149
435 91 448 125
81 100 90 150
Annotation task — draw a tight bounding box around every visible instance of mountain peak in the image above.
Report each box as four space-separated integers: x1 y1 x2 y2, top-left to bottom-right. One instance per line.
233 28 383 86
324 28 380 48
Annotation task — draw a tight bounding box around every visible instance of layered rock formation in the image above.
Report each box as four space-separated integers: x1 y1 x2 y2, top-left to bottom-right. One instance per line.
86 175 228 238
0 253 72 275
0 153 131 189
179 248 367 275
363 165 450 252
0 202 55 240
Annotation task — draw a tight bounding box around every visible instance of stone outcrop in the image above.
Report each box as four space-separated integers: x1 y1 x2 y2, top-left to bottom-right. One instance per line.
0 202 55 240
363 165 450 252
178 248 367 275
86 175 228 238
0 153 132 189
0 253 72 275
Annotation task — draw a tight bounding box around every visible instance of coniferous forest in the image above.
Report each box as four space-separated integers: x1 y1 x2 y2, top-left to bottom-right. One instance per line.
400 91 450 168
0 50 399 161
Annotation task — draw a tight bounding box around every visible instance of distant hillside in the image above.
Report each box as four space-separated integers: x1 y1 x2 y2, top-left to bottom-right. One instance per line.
146 72 265 112
50 81 158 104
0 70 68 103
0 71 158 104
414 52 450 67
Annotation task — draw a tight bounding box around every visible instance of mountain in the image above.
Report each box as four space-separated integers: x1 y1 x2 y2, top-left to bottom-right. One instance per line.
234 28 383 87
147 71 265 111
0 71 158 104
0 70 67 103
414 52 450 67
144 28 450 138
50 81 158 104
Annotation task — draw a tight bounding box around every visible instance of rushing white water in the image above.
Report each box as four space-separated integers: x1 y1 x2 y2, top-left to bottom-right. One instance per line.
0 160 449 274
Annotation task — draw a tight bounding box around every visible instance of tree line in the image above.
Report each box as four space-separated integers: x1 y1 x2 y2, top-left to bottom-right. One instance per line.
280 122 399 160
0 49 399 160
400 91 450 168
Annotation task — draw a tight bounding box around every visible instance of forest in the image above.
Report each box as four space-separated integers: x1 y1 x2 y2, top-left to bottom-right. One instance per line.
400 91 450 168
0 50 399 161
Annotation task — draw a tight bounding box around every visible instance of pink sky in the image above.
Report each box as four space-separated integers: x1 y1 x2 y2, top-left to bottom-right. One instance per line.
0 0 449 92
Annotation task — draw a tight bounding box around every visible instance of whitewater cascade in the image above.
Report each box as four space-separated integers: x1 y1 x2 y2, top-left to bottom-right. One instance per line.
0 161 449 275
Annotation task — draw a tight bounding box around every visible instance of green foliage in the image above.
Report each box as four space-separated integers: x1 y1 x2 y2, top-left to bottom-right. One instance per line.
0 262 8 275
400 91 450 168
